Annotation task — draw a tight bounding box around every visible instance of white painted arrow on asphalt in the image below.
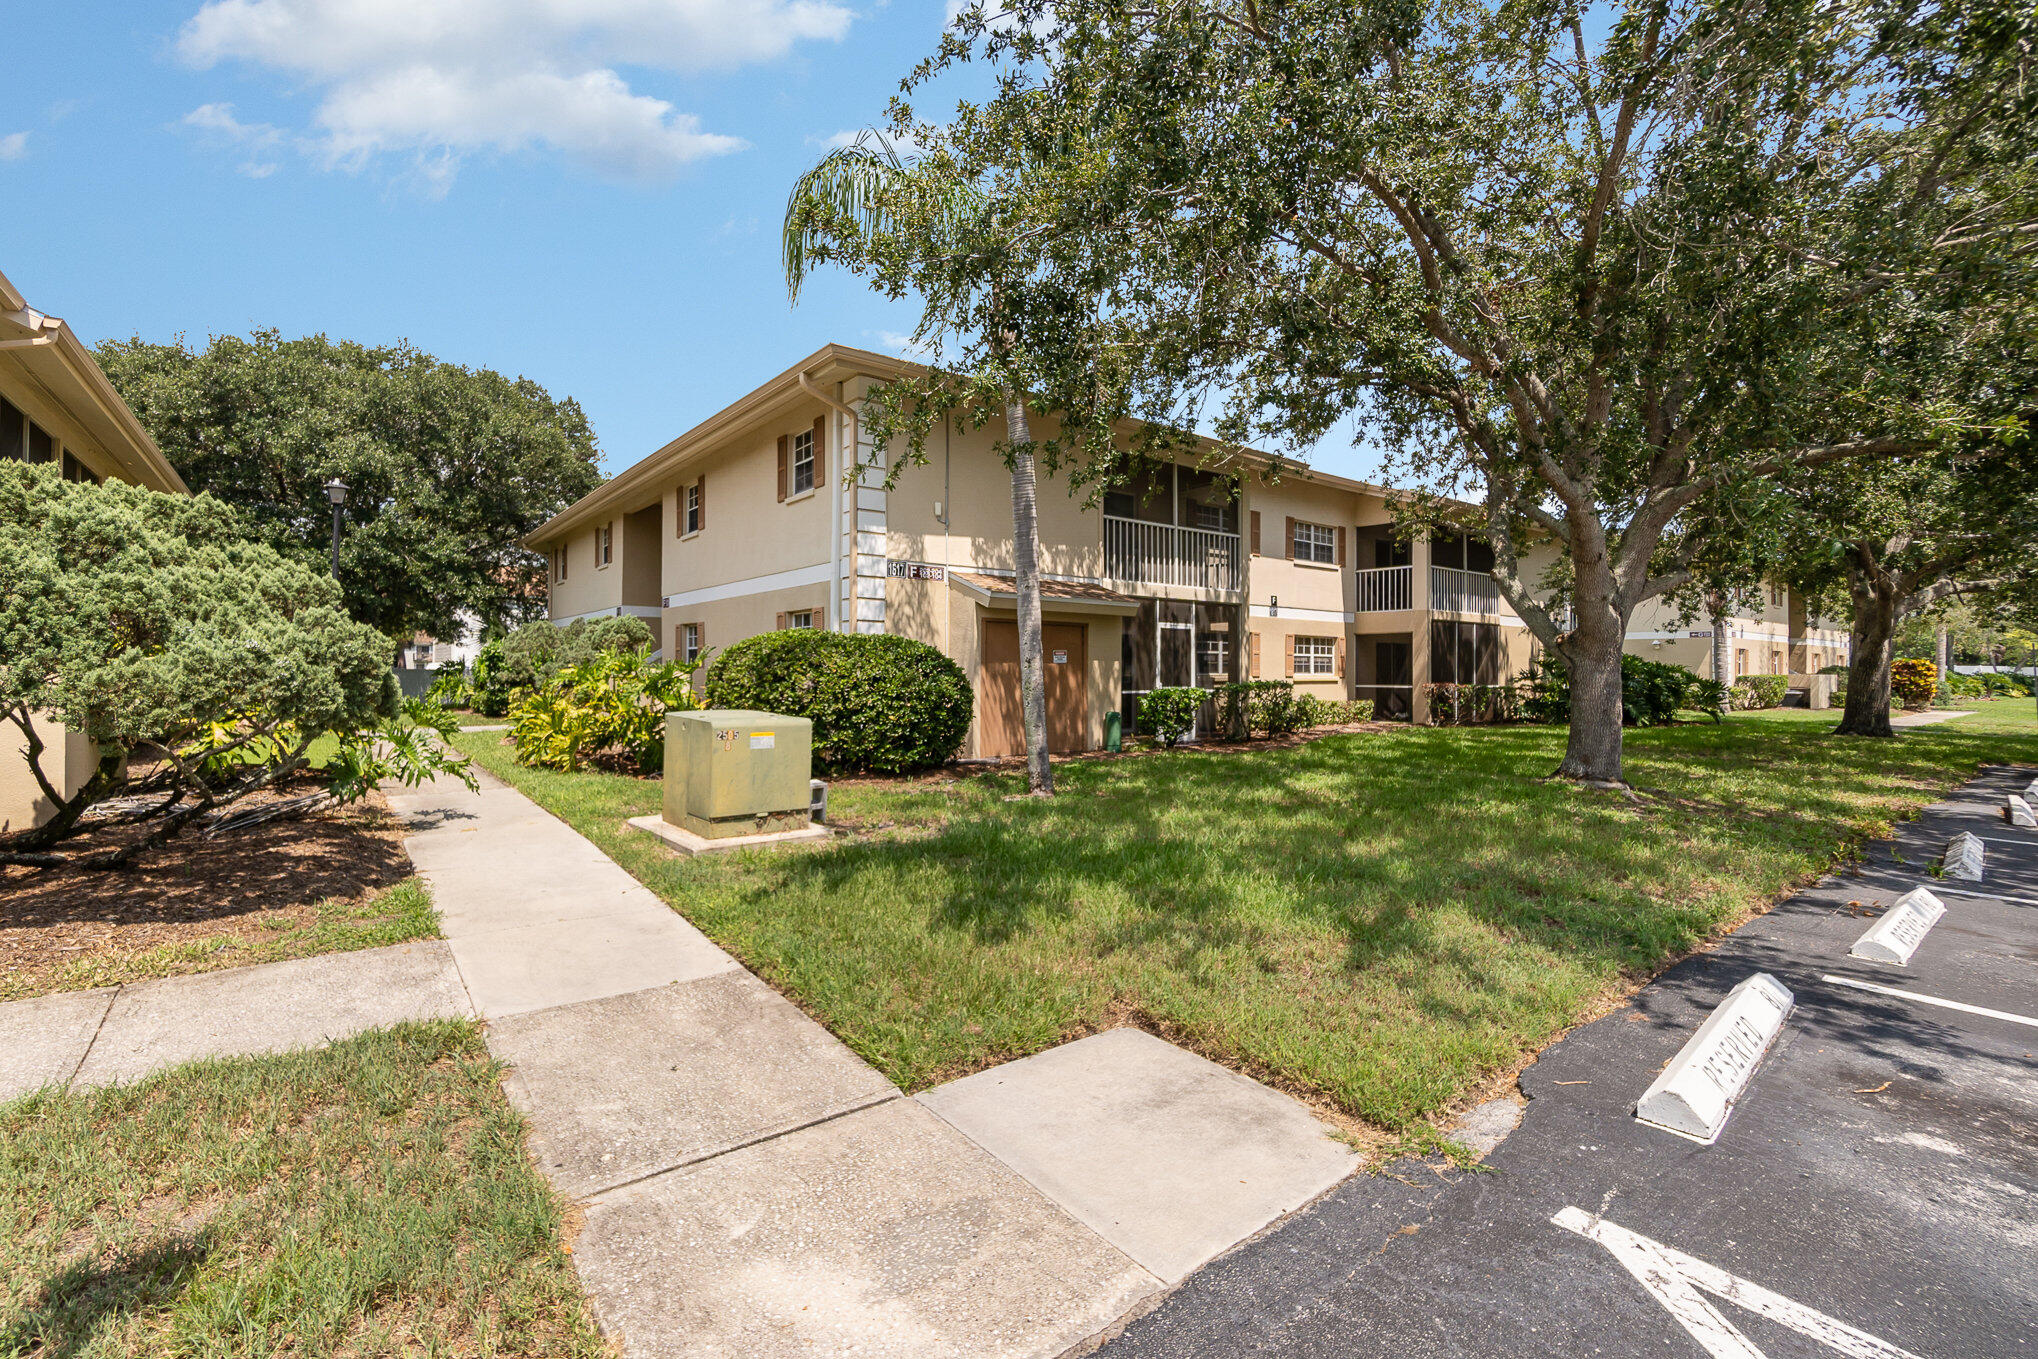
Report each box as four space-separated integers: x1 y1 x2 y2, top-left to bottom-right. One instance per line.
1553 1207 1921 1359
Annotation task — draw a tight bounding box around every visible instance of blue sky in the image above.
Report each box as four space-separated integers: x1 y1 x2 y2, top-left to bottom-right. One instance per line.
0 1 1384 483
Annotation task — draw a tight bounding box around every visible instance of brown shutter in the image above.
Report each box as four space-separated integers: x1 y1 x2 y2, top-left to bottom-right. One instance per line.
776 612 787 631
813 414 827 488
674 624 683 657
1248 632 1261 678
1336 526 1345 566
1285 517 1296 560
696 475 705 529
777 435 788 501
1284 635 1296 677
1335 635 1346 678
1250 510 1261 556
674 490 683 537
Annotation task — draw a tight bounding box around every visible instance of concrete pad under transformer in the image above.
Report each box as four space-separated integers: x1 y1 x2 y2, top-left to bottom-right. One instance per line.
627 813 832 856
573 1098 1160 1359
71 943 468 1090
916 1028 1359 1283
489 971 899 1198
0 987 116 1102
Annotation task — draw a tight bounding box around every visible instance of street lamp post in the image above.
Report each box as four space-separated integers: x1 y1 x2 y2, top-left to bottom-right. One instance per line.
323 478 348 578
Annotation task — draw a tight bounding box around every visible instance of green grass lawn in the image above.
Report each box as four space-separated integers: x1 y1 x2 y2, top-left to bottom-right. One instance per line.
0 1020 604 1358
453 698 2038 1133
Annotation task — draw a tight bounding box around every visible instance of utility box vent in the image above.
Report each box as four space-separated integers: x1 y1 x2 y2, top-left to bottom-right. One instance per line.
662 710 814 839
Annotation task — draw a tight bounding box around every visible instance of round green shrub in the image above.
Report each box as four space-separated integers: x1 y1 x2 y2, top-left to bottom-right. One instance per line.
1139 687 1203 747
704 630 972 774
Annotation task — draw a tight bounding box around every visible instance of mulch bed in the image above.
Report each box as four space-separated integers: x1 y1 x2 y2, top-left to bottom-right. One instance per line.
1 772 413 1001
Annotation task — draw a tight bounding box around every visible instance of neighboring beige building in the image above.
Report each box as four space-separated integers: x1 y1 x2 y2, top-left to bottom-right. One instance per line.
1 264 190 833
527 345 1543 756
1623 587 1850 686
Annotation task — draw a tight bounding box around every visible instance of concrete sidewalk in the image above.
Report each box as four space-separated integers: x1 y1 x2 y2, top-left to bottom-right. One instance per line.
385 768 1357 1359
2 763 1360 1358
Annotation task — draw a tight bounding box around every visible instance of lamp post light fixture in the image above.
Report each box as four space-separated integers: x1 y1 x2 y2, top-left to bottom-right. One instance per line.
322 478 348 578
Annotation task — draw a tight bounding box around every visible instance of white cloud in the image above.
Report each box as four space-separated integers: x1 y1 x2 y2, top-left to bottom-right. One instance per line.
176 0 851 187
181 102 287 178
0 132 28 162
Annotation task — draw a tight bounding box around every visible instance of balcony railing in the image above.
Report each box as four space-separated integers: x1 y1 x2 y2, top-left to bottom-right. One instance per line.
1354 565 1414 612
1430 565 1516 617
1104 515 1241 592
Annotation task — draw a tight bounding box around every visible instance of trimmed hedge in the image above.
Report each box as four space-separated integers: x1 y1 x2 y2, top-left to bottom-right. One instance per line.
1519 653 1700 726
1890 658 1938 710
1140 687 1203 747
1731 674 1790 710
705 630 971 774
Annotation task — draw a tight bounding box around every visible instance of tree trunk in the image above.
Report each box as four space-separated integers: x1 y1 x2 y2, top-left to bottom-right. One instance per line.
1835 567 1899 738
1553 551 1629 784
1935 624 1951 703
1709 596 1731 687
1005 398 1054 796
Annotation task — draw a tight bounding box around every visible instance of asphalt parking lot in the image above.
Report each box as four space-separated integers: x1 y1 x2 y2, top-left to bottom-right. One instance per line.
1102 764 2038 1359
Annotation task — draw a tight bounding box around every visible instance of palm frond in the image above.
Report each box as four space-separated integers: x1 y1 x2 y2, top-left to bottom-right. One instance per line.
782 128 984 303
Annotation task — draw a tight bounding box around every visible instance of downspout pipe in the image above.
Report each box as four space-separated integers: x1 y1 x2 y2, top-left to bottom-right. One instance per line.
799 369 861 634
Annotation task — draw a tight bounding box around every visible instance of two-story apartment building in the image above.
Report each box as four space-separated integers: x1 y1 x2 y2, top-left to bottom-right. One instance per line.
1623 587 1851 684
1 264 190 832
527 345 1544 756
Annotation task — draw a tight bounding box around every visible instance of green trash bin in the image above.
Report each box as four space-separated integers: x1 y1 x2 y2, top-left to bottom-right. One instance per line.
1105 710 1123 752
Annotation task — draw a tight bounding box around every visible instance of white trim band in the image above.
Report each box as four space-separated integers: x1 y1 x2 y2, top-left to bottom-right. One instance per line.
662 562 832 610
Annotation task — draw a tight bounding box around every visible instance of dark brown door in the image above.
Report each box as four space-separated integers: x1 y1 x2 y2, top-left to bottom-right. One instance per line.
980 621 1089 757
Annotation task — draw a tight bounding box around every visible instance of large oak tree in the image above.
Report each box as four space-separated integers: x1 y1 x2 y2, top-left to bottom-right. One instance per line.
918 0 2038 783
97 331 603 642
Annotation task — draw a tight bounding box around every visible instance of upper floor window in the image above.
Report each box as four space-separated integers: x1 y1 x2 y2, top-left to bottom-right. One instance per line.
1293 520 1337 564
679 622 701 662
1293 635 1338 675
597 523 613 567
792 430 815 496
1769 585 1786 608
553 546 567 582
684 481 703 536
1192 501 1234 533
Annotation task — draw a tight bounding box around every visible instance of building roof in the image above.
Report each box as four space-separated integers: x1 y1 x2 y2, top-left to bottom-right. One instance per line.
0 264 188 495
523 343 1404 549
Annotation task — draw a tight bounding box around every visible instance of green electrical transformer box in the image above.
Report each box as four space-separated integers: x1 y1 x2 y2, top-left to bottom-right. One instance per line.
662 710 814 839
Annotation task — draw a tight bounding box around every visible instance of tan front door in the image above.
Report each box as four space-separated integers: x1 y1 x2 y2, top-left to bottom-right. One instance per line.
979 621 1089 757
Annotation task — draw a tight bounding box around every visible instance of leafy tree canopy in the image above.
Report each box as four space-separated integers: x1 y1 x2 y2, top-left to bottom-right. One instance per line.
910 0 2038 780
96 330 603 641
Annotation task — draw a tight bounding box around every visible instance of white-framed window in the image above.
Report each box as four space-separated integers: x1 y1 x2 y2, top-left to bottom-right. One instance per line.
1196 633 1229 680
1294 635 1337 675
597 522 613 567
1769 585 1785 607
1193 501 1234 532
1294 521 1336 564
553 546 567 582
783 609 816 630
679 623 701 662
684 482 702 536
792 429 815 496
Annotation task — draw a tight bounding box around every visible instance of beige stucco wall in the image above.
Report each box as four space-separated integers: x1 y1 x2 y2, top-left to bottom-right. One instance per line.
661 582 834 677
0 713 99 837
660 399 837 598
545 527 616 621
883 413 1105 581
1241 478 1369 617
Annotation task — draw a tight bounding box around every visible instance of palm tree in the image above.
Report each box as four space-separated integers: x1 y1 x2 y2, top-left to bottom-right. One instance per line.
783 132 1056 795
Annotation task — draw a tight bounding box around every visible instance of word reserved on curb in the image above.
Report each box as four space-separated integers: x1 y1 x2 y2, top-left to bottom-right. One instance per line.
1849 888 1947 967
1635 973 1795 1145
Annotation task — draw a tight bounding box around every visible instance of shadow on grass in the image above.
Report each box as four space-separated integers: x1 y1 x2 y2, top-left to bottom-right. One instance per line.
2 1235 209 1359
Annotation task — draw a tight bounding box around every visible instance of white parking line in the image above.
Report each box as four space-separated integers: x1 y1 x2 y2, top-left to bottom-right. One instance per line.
1553 1207 1921 1358
1924 884 2038 908
1821 974 2038 1029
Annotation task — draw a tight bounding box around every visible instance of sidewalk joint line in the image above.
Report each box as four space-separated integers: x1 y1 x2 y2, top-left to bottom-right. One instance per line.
65 984 122 1090
579 1090 904 1204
